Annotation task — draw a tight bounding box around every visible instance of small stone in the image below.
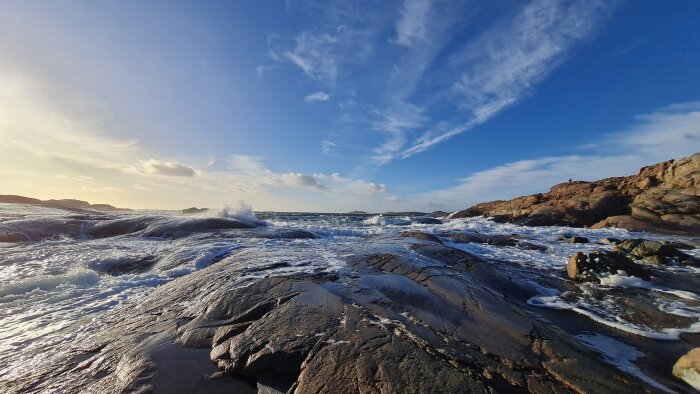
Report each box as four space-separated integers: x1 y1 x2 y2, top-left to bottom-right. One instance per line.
567 251 650 282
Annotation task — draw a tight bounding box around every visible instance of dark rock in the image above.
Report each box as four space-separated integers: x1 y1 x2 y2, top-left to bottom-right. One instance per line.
0 232 29 243
614 239 697 265
258 229 319 239
559 235 589 244
398 231 442 243
446 232 518 247
567 251 651 282
444 231 547 251
411 217 443 224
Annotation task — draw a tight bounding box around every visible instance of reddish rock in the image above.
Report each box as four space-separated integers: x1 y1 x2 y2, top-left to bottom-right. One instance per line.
453 153 699 235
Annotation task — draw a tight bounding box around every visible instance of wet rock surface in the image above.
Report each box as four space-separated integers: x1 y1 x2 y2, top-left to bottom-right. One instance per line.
452 153 700 235
613 238 698 265
566 251 651 282
6 234 696 393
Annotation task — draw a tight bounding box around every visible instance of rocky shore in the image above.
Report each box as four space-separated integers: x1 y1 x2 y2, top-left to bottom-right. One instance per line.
3 228 699 393
452 153 699 236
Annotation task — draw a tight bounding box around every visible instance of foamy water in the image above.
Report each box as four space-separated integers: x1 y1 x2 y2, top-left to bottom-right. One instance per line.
1 202 699 377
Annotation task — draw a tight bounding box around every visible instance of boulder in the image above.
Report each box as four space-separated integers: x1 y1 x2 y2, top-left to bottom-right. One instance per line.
673 348 700 391
567 251 651 282
559 235 589 244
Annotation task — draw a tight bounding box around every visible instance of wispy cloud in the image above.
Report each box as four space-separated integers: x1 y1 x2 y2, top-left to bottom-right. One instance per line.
401 0 614 157
370 102 428 164
304 91 330 103
320 140 337 154
277 31 340 84
393 0 434 46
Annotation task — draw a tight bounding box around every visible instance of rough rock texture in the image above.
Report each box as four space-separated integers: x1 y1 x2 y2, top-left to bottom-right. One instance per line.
674 348 700 391
567 251 651 282
614 239 697 265
2 236 663 394
452 153 700 235
443 231 547 251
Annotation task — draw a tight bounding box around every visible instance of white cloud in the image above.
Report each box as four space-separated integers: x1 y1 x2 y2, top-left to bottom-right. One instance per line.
316 173 387 196
140 159 198 178
400 0 614 158
304 91 330 103
416 102 700 210
275 172 328 190
279 31 340 84
393 0 434 46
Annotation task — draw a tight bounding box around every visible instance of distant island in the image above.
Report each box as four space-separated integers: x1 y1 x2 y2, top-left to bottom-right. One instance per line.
0 195 130 212
181 207 210 214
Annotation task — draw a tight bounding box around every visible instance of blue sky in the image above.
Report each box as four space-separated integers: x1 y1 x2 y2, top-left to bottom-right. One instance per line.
0 0 699 211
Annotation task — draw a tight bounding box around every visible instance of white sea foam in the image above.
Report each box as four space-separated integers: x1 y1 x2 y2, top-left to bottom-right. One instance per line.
218 201 267 226
0 268 99 299
599 274 653 288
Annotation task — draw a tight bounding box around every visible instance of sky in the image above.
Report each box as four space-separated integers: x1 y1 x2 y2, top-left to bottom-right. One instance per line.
0 0 699 212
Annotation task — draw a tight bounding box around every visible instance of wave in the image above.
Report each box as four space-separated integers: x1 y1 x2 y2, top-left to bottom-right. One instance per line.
211 201 268 227
0 269 99 299
0 207 266 243
362 215 411 226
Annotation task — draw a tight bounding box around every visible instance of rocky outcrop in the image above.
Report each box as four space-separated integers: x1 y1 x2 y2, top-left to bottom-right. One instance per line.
452 153 700 235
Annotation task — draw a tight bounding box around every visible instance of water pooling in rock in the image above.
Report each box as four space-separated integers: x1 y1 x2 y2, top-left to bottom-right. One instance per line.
0 203 699 392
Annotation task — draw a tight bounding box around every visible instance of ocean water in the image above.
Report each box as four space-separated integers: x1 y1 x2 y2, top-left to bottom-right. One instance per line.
1 202 699 379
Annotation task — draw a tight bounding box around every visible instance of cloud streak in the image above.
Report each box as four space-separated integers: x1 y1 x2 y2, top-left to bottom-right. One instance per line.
393 0 434 46
401 0 613 157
